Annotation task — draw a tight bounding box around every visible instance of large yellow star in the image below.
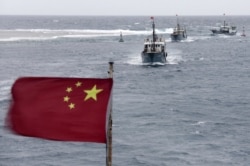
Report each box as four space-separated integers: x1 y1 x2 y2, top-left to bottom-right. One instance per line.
84 85 103 101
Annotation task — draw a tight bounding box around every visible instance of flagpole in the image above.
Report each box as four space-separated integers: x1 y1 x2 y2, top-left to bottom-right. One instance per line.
108 61 114 78
107 61 113 166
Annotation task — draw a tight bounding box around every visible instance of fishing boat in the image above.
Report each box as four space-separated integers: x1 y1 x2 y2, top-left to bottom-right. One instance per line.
210 14 237 35
170 15 187 41
141 17 167 65
119 31 124 42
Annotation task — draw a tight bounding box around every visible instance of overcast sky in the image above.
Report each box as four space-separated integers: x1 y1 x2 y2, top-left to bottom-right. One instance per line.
0 0 249 16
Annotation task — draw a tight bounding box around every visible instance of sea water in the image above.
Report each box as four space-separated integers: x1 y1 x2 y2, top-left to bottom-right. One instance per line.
0 15 250 166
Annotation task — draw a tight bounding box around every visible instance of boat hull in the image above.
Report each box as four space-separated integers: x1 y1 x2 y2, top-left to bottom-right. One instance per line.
211 25 237 35
211 29 237 35
141 52 167 65
170 33 187 41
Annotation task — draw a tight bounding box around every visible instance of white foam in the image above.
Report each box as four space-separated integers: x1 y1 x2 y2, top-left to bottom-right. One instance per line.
191 121 207 126
125 54 142 65
0 80 13 102
0 28 174 42
166 51 184 65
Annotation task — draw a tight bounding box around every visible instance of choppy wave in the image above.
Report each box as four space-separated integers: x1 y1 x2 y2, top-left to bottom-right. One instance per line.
1 16 250 166
0 80 13 102
126 54 142 65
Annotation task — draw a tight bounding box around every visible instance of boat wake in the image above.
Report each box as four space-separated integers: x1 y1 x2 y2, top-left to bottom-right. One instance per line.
167 55 184 65
165 35 212 43
126 55 184 66
166 49 185 65
126 49 184 66
0 28 172 42
142 62 166 66
125 54 141 65
126 54 167 66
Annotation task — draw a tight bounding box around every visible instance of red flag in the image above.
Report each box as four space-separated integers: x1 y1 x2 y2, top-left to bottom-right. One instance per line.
7 77 113 143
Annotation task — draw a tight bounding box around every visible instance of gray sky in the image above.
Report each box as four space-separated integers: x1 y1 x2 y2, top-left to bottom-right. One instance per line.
0 0 249 16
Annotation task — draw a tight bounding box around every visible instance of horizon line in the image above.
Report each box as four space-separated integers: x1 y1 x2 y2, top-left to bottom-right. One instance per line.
1 14 250 17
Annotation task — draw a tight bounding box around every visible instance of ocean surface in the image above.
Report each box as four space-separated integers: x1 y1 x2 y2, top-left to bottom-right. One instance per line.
0 15 250 166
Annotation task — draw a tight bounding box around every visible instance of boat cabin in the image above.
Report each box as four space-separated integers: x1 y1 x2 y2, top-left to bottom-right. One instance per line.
143 38 165 53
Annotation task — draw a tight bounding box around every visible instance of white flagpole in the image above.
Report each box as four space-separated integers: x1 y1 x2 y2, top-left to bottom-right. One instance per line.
106 61 114 166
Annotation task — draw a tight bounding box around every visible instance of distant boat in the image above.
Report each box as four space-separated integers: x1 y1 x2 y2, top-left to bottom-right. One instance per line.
119 32 124 42
170 15 187 41
141 17 167 65
241 26 246 37
210 14 237 35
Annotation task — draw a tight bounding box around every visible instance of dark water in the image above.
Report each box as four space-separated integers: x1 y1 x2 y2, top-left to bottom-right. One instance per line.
1 16 250 166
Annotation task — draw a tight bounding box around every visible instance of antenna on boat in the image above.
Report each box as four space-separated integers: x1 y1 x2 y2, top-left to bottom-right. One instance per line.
223 13 226 27
151 16 156 42
176 14 180 30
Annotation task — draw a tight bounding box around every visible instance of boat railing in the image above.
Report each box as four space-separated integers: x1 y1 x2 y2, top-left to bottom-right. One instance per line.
143 43 165 53
144 38 165 43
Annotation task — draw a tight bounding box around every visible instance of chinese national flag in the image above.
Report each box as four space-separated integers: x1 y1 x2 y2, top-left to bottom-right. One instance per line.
7 77 113 143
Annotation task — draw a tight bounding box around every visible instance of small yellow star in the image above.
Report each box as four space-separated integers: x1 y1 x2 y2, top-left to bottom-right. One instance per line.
84 85 103 101
75 81 82 87
68 103 75 109
64 96 70 102
66 87 72 93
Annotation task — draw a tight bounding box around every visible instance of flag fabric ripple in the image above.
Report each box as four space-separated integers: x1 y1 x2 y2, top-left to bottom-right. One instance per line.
7 77 113 143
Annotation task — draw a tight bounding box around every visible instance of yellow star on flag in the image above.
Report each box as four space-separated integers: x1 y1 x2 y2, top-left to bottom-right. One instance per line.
66 87 72 93
64 96 70 102
84 85 103 101
68 103 75 109
75 81 82 87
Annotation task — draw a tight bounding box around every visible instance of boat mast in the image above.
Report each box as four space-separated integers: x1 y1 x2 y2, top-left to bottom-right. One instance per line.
150 17 157 51
151 17 156 42
223 13 226 27
176 14 180 30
